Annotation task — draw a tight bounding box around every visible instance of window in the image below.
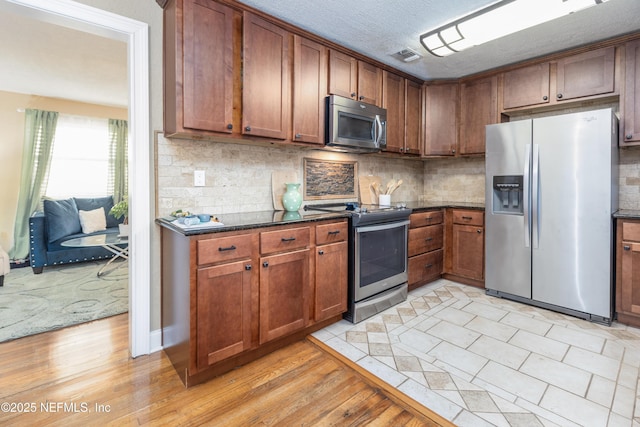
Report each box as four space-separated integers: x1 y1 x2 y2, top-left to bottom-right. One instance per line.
45 114 110 199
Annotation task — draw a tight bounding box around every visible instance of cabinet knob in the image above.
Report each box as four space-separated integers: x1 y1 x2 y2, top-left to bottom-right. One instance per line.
262 261 269 267
318 250 324 255
542 96 548 101
245 264 252 270
227 124 233 130
451 147 456 154
477 229 482 234
295 133 301 139
624 245 631 251
626 134 633 140
350 92 356 98
359 95 365 101
245 125 251 132
556 93 563 99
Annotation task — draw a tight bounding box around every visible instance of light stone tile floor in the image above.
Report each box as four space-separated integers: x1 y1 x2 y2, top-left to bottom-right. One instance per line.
312 279 640 426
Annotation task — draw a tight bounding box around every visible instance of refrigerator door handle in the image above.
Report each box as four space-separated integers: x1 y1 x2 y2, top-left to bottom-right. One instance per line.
523 144 531 248
532 144 540 249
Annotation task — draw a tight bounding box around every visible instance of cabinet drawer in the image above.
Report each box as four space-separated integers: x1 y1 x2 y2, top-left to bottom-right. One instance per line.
452 210 484 226
409 224 444 256
622 221 640 242
261 227 310 254
410 210 443 228
316 221 348 245
197 234 255 265
408 249 443 286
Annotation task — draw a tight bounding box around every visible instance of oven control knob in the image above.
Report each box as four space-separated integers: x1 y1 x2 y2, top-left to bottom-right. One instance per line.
360 207 368 213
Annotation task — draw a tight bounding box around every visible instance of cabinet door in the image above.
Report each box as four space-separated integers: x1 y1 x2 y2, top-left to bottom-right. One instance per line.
382 71 405 153
620 242 640 315
424 83 458 156
260 249 310 344
315 241 347 321
358 61 383 106
328 50 357 99
196 260 253 369
451 224 484 280
459 76 497 155
293 36 327 145
405 80 423 155
242 12 290 139
182 0 234 133
623 40 640 145
502 63 550 110
556 47 615 101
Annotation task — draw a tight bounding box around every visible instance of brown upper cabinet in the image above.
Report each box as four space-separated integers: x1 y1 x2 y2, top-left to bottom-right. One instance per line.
329 50 382 106
242 12 291 140
383 72 422 156
502 63 551 110
622 39 640 146
501 46 617 112
459 75 498 155
292 35 328 145
424 83 458 156
164 0 239 137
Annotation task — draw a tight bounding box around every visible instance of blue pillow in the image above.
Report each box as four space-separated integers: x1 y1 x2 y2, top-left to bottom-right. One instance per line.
75 196 117 228
43 198 81 243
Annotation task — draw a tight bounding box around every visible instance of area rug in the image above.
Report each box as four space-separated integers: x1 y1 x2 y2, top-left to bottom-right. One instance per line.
0 261 128 342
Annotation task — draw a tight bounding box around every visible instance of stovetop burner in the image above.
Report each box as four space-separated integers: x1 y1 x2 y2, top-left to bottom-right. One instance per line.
303 202 411 226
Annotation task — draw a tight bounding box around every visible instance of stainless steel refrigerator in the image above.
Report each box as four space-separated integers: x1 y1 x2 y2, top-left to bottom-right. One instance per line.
485 108 618 323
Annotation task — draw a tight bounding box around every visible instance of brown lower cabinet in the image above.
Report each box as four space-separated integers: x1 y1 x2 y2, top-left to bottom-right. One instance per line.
408 210 444 290
161 218 348 386
444 209 485 287
616 219 640 327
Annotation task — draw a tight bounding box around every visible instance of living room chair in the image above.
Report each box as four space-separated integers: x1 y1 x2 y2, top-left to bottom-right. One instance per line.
0 245 9 286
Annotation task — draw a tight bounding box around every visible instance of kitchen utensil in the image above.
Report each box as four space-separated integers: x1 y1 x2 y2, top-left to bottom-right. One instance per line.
358 176 381 204
389 179 403 195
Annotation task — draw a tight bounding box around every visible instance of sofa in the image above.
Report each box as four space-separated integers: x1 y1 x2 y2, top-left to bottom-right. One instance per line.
29 196 125 274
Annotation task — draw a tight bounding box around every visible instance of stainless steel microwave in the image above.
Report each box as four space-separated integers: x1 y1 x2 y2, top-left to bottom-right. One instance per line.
326 95 387 153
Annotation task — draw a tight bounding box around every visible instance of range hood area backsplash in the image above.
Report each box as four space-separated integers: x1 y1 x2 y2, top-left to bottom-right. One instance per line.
156 134 427 217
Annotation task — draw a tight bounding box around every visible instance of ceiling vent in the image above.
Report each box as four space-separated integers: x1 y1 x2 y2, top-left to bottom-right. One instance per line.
392 48 422 63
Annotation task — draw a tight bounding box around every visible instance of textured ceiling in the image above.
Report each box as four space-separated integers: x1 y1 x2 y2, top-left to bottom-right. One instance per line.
0 0 639 108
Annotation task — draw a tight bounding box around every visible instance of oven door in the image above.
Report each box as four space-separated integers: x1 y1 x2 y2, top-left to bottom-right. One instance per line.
354 219 409 302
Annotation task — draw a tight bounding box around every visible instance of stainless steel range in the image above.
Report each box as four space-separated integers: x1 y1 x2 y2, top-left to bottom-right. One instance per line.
304 202 412 323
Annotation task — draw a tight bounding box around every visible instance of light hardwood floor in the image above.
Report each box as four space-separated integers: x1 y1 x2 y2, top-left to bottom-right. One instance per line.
0 314 451 426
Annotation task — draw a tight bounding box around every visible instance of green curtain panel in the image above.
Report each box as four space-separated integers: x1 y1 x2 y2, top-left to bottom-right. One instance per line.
9 109 59 261
108 119 128 204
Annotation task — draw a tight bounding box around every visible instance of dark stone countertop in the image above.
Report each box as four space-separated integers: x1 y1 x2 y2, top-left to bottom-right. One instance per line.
613 209 640 219
156 201 485 236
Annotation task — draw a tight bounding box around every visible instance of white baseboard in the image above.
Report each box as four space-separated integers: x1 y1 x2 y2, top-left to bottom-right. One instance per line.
149 328 163 353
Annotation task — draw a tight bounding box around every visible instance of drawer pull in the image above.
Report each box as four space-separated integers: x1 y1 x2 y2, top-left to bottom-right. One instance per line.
318 250 324 255
328 230 341 235
245 264 252 271
425 237 433 242
281 237 296 242
462 216 473 220
263 261 269 268
218 245 236 252
425 263 433 269
624 245 631 251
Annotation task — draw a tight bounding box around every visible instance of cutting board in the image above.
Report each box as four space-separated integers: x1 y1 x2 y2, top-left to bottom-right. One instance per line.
272 171 299 210
358 175 381 205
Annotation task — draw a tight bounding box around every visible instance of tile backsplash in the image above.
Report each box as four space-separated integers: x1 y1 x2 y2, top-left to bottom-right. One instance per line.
156 134 424 216
156 132 640 217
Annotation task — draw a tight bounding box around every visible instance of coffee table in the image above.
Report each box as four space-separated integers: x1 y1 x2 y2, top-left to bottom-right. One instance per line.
61 234 129 277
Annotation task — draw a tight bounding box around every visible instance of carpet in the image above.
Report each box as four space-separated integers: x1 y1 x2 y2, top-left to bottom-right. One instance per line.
0 260 128 342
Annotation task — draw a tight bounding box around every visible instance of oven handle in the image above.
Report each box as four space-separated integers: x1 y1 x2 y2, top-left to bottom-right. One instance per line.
355 219 410 234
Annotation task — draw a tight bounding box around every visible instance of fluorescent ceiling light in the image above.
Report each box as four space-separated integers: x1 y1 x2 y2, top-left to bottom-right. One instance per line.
420 0 609 57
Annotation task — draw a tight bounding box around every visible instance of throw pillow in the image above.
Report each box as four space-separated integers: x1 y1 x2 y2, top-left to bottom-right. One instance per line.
78 208 107 234
75 196 118 228
43 198 82 243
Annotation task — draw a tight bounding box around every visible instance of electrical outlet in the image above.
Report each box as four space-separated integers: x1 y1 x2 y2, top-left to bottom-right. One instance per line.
194 170 205 186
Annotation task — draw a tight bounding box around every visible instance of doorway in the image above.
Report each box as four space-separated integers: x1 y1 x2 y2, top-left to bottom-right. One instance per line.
0 0 151 357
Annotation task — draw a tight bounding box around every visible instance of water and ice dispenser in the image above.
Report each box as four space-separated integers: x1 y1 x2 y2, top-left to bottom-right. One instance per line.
491 175 523 215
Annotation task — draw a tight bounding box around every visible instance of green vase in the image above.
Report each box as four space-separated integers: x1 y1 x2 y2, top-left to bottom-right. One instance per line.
282 183 302 212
